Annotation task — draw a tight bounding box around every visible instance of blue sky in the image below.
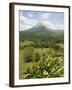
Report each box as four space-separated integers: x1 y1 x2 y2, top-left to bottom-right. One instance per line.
19 10 64 31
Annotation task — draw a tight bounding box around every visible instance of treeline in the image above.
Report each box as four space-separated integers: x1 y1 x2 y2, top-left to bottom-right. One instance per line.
19 29 64 49
20 40 64 50
19 30 64 43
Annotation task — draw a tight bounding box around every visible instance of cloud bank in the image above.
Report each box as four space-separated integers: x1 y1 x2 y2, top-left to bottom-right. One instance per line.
20 11 64 31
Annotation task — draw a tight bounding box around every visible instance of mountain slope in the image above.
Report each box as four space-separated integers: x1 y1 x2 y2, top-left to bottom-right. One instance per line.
19 23 64 43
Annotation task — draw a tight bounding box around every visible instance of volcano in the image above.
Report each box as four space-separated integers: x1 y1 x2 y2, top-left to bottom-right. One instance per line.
19 23 64 42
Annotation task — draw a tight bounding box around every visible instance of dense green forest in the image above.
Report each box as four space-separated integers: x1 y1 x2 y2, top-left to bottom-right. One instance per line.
19 23 64 79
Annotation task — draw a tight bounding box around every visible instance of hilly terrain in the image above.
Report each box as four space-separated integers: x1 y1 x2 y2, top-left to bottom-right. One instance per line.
19 23 64 44
19 23 64 79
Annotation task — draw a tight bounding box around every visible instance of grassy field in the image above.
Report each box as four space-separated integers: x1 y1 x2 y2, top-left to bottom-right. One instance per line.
19 42 64 79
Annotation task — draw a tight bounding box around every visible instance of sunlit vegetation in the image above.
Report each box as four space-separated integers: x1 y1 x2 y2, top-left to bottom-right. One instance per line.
19 24 64 79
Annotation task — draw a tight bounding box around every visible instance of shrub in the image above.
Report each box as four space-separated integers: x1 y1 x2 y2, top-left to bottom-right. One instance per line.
23 47 64 79
54 44 61 51
23 56 64 79
34 52 41 62
24 47 34 62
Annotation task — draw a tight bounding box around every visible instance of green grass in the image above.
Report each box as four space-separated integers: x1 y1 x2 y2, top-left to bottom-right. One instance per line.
19 60 34 79
19 43 64 79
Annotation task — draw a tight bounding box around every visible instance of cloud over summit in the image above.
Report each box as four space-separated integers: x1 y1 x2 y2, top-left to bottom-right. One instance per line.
20 11 64 31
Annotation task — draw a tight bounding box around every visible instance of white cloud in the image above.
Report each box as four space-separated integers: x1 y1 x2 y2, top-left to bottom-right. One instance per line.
20 13 64 31
39 13 64 30
40 13 50 20
20 15 38 31
42 20 64 30
28 14 33 18
55 24 64 30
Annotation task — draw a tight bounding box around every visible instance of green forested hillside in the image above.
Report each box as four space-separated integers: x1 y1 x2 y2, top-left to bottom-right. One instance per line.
20 27 64 43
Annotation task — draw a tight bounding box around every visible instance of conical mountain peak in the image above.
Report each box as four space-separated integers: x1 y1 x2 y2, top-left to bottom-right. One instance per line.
33 22 48 31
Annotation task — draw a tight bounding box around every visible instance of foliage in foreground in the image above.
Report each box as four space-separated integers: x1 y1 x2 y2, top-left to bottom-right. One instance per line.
19 39 64 79
23 51 64 79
